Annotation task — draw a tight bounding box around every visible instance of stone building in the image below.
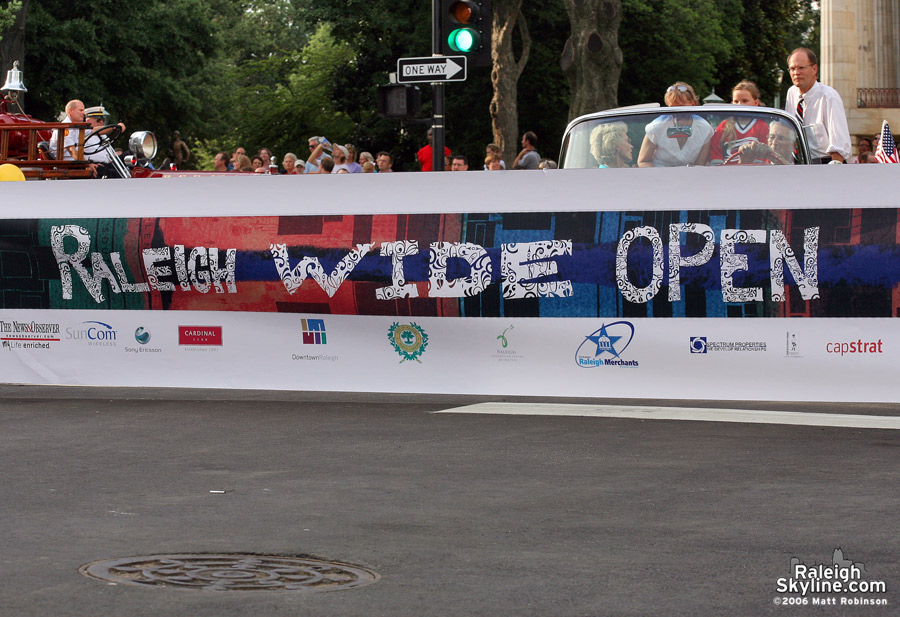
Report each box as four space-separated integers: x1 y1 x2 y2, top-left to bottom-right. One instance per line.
821 0 900 148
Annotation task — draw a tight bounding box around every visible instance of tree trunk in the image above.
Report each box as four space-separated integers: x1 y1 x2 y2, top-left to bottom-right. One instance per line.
560 0 622 121
490 0 531 167
0 1 27 81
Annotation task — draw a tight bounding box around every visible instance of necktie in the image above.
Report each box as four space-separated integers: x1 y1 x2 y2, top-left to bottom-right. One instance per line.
796 96 804 122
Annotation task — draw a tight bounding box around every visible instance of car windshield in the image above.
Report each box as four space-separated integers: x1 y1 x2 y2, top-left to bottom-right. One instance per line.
560 108 808 169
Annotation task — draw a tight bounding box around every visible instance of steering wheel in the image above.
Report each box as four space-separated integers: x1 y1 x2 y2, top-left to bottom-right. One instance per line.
83 124 124 155
96 123 123 143
723 151 744 165
723 145 769 166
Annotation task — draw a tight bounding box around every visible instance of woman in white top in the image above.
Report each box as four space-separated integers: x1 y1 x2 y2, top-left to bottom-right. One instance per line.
637 82 713 167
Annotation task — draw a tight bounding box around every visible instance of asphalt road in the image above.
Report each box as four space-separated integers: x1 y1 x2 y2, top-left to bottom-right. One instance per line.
1 385 898 616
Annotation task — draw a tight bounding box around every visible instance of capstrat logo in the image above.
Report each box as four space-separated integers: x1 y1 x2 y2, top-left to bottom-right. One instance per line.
65 321 117 346
178 326 223 346
575 321 639 368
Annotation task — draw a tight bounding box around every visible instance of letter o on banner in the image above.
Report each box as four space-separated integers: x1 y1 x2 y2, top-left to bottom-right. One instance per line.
616 226 664 303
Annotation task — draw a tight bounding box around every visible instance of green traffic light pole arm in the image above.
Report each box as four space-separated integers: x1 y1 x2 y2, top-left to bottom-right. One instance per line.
432 0 445 172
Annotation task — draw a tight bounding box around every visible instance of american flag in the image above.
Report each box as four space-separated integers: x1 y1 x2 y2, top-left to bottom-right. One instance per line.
875 120 898 164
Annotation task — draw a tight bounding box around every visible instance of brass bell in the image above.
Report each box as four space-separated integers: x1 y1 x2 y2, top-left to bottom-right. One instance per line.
1 61 28 93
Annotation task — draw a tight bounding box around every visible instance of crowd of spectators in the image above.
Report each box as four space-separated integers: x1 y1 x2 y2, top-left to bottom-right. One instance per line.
215 130 557 175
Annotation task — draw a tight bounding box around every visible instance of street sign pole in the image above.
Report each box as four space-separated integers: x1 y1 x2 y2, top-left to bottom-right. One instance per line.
432 0 444 172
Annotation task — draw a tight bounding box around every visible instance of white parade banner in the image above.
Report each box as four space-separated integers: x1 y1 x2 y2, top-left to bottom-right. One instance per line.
0 165 898 401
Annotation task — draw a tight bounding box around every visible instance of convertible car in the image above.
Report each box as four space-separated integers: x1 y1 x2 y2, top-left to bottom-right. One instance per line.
559 104 812 169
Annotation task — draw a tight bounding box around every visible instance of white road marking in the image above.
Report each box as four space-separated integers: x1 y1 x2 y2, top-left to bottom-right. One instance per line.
436 403 900 430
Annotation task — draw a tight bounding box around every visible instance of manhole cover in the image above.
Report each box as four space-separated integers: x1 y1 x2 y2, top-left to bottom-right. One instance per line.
79 554 379 592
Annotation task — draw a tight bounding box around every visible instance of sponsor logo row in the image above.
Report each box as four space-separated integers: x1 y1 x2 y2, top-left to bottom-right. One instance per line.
0 317 888 365
0 319 222 353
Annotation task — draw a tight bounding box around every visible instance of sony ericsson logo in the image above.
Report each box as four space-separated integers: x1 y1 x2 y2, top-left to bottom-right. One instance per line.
575 321 638 368
135 327 151 345
301 318 326 345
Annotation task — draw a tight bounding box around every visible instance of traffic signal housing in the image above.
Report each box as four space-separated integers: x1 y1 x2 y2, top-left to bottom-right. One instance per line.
377 84 421 118
441 0 492 67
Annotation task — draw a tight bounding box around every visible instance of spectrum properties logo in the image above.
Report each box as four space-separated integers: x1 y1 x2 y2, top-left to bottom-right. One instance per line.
575 321 638 368
690 336 766 353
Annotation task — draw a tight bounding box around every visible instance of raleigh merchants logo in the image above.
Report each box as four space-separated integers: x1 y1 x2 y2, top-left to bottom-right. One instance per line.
178 326 223 348
301 318 327 345
66 321 118 347
774 548 887 606
690 336 766 354
388 322 428 363
0 319 61 350
575 321 638 368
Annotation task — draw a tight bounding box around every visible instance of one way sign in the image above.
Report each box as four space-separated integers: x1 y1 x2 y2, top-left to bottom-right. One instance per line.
397 56 467 83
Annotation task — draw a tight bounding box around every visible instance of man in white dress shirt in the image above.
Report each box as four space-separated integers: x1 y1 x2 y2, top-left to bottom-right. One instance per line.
784 47 851 164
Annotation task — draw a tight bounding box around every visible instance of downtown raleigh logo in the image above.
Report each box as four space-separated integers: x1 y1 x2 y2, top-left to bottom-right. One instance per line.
575 321 638 368
293 318 337 362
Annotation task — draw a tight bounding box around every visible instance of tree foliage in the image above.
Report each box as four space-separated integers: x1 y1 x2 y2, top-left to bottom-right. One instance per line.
619 0 735 106
0 1 22 37
13 0 820 169
23 0 220 161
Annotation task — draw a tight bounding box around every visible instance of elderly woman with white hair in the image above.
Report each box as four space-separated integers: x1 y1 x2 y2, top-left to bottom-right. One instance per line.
589 122 634 168
281 152 302 175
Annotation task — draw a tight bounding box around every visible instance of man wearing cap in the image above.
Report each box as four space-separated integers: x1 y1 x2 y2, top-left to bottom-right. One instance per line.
332 144 351 173
83 106 126 178
48 99 86 161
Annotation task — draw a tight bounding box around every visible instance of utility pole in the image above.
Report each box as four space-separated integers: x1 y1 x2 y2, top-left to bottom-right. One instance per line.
432 0 445 172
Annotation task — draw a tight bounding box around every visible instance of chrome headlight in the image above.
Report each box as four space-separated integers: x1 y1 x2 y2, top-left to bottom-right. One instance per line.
129 131 157 160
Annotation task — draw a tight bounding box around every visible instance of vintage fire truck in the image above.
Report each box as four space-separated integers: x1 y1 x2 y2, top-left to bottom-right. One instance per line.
0 62 156 179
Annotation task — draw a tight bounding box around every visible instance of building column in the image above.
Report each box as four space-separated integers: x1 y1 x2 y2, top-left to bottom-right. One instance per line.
821 0 858 106
874 0 898 88
856 0 876 88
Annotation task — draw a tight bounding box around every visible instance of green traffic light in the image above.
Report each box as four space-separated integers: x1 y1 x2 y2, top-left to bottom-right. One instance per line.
448 27 479 53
